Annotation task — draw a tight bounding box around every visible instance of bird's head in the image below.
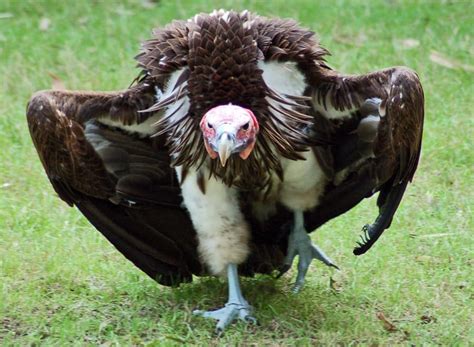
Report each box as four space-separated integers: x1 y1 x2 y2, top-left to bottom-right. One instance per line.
200 104 259 167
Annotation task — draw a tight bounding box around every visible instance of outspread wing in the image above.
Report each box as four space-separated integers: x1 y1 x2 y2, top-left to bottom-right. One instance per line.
306 67 424 254
27 83 289 285
26 85 203 285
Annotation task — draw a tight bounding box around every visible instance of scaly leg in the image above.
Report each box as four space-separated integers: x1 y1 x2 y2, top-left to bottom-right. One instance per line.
284 211 339 293
193 264 256 333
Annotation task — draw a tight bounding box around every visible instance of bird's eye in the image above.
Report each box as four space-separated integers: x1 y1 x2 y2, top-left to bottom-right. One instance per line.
207 122 213 129
242 122 250 131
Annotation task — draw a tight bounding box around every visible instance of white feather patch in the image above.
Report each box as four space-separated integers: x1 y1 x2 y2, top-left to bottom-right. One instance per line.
279 151 327 211
258 61 307 96
159 68 191 129
177 166 250 275
312 91 357 119
162 68 187 97
98 114 161 136
259 61 329 211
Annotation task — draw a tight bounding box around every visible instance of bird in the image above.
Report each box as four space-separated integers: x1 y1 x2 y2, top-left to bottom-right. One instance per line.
27 9 424 333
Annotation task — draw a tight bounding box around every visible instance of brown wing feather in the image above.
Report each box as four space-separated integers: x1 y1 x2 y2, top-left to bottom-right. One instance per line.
306 66 424 254
310 67 424 185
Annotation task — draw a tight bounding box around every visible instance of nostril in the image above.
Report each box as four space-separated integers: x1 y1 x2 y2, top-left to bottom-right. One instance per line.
242 122 249 131
207 122 213 129
220 133 231 141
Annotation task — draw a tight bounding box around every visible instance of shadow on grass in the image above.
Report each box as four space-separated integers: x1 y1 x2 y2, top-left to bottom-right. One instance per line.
110 271 374 338
3 264 416 344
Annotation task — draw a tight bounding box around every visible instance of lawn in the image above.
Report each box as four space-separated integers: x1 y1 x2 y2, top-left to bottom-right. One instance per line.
0 0 473 345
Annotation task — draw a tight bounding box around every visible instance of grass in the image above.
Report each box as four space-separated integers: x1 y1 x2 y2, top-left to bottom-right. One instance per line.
0 0 473 345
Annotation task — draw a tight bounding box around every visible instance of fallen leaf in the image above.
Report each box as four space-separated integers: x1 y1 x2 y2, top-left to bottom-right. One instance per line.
140 0 157 9
417 232 461 238
395 38 420 50
425 192 434 205
0 13 13 19
164 335 186 343
415 255 436 263
330 276 342 292
420 315 436 324
39 17 51 31
376 311 397 332
430 50 474 72
47 72 66 90
78 17 89 25
333 33 367 47
114 6 133 17
329 271 347 292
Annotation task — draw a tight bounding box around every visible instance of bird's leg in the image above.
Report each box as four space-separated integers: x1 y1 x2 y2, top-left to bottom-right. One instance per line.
193 263 256 334
284 211 339 293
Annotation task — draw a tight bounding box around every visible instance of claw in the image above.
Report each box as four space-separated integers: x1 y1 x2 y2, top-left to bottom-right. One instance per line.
195 303 256 332
276 263 292 278
311 243 340 270
244 315 258 325
292 283 304 294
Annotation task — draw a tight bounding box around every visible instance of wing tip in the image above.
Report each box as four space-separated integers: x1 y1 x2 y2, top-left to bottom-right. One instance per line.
26 90 55 119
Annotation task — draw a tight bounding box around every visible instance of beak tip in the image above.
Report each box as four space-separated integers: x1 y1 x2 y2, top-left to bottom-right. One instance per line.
219 156 228 167
216 132 234 167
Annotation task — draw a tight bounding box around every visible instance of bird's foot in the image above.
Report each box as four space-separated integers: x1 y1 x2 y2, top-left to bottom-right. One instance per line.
281 213 339 293
193 301 256 334
193 264 256 334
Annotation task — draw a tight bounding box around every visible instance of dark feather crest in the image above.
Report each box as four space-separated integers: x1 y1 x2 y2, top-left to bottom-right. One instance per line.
136 10 330 189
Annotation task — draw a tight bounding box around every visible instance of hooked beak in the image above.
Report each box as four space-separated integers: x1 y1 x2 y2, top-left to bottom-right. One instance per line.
201 104 259 167
216 132 235 167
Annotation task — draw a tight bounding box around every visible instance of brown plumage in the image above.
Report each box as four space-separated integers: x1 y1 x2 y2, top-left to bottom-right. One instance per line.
137 11 327 189
27 9 423 291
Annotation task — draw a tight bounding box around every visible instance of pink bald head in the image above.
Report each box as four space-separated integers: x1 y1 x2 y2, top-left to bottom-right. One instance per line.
200 104 259 166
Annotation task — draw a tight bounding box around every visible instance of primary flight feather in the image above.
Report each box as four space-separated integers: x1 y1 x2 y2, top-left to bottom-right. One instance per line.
27 9 424 332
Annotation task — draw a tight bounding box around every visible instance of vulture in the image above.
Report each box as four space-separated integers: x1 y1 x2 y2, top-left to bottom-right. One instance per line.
27 10 424 332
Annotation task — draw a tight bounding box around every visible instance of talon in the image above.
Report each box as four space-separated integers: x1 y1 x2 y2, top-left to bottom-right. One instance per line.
292 283 303 294
245 315 257 324
276 263 291 277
